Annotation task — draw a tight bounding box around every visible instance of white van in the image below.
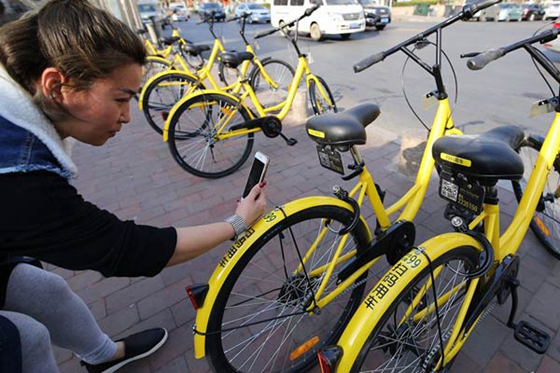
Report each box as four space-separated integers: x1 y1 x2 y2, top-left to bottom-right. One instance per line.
271 0 366 41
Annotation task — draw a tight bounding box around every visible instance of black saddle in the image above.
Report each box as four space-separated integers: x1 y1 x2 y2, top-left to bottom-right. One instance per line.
183 44 211 56
306 103 381 151
433 125 525 182
159 36 182 46
220 52 254 69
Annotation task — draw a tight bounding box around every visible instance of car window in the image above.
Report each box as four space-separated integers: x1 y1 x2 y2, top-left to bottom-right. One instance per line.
248 4 265 9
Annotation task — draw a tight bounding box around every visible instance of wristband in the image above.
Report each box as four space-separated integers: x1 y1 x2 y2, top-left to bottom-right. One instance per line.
225 214 248 241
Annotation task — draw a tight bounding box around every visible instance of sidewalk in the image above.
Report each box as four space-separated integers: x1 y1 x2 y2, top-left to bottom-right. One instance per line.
53 104 560 372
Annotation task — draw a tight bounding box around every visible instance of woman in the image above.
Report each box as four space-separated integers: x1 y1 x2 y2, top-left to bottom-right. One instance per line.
0 1 267 372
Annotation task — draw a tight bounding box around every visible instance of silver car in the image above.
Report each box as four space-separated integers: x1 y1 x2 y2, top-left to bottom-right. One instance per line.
234 3 271 23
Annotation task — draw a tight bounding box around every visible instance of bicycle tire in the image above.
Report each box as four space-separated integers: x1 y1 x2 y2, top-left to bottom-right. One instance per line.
167 93 254 178
141 72 203 136
309 75 338 115
206 204 371 373
138 57 173 100
249 58 296 109
218 60 239 87
350 245 480 372
511 141 560 259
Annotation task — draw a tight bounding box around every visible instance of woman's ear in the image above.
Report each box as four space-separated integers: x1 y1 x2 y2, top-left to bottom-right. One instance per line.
40 67 65 101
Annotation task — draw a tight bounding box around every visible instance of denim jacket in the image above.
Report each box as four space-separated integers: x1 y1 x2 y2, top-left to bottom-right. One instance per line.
0 64 77 179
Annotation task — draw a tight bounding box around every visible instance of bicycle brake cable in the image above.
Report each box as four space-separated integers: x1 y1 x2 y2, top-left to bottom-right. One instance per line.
530 21 557 97
401 43 459 133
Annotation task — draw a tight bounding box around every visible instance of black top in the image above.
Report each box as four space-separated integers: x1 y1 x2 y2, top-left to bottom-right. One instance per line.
0 171 177 307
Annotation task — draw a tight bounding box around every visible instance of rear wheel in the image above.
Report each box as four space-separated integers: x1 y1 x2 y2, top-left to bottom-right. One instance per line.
167 93 254 178
350 245 480 372
141 72 202 136
309 76 338 115
512 141 560 259
206 205 371 373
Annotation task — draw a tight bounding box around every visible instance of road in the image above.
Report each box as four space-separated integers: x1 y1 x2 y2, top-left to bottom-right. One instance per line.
169 18 560 139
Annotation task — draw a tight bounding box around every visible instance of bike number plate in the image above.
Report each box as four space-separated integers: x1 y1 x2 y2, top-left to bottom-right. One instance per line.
439 172 484 215
316 146 344 175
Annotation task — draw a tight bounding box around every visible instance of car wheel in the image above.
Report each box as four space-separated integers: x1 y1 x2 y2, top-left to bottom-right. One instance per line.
310 23 322 41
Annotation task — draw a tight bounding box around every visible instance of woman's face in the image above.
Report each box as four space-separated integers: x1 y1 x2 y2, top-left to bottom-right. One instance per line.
54 63 142 146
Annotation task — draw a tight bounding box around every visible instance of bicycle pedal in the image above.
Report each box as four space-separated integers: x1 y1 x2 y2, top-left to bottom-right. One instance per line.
286 138 297 146
512 321 550 354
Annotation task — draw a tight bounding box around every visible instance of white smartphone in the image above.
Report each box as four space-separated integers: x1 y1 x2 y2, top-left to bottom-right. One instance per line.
242 151 269 199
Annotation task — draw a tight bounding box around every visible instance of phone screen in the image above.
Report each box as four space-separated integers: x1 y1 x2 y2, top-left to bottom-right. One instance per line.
242 156 267 199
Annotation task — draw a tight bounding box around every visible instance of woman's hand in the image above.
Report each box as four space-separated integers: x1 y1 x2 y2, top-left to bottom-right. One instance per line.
235 182 267 227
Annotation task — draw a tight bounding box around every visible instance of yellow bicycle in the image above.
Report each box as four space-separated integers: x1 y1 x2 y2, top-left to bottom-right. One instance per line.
319 16 560 373
139 12 295 136
163 5 338 178
177 2 508 371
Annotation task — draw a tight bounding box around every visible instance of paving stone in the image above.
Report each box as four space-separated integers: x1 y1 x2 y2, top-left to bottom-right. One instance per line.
484 352 525 373
461 312 510 367
538 355 560 373
525 282 560 331
105 276 165 315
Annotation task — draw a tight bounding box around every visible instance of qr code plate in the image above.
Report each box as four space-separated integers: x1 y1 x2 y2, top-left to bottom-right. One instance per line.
441 179 458 201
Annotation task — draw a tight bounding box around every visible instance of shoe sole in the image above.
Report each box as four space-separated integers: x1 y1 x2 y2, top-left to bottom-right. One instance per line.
101 329 169 373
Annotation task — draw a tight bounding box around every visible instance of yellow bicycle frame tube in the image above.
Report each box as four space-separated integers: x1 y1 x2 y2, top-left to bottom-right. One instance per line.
500 112 560 259
161 89 250 142
192 196 372 359
334 233 483 372
388 98 461 222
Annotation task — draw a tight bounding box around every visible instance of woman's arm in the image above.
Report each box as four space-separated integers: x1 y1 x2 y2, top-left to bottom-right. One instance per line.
166 183 267 267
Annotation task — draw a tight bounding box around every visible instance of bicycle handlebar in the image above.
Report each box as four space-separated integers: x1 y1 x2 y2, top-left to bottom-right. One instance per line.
466 29 559 70
254 4 321 39
353 0 502 73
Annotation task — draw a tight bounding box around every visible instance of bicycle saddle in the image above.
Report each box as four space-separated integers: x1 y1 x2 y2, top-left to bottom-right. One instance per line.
183 44 211 56
159 36 182 46
433 125 525 181
306 103 380 151
220 52 254 69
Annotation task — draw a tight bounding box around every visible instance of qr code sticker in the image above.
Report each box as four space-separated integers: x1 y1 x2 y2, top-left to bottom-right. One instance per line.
441 179 458 201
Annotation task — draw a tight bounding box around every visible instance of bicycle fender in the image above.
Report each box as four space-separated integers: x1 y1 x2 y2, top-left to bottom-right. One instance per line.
162 90 245 142
138 70 197 109
193 196 371 359
334 233 484 372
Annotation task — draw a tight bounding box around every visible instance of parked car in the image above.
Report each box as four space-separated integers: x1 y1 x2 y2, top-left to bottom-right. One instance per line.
545 1 560 20
464 0 499 21
522 4 545 21
358 0 391 31
234 3 271 23
138 0 172 28
169 2 190 22
543 20 560 52
198 2 226 22
497 2 522 21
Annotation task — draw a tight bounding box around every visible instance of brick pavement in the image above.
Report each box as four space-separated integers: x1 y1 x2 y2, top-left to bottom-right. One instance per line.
51 102 560 373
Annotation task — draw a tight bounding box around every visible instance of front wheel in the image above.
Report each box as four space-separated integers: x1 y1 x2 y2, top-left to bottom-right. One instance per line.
140 56 173 98
350 245 480 372
205 204 371 373
249 58 295 109
512 141 560 258
309 76 338 115
141 72 202 136
167 93 254 178
310 23 323 41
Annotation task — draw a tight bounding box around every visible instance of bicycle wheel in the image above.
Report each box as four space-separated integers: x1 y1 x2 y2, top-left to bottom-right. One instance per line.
218 60 240 87
249 58 296 109
350 245 480 372
206 204 371 373
141 72 203 136
167 93 254 178
140 56 172 94
309 75 338 115
512 141 560 258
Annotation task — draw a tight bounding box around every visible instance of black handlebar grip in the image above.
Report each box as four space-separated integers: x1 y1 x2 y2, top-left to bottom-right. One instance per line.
304 4 321 17
466 48 505 70
255 28 277 39
353 52 385 73
473 0 502 13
